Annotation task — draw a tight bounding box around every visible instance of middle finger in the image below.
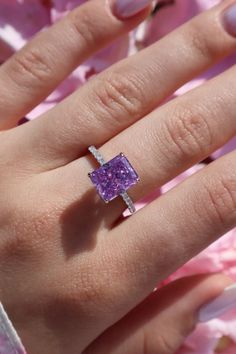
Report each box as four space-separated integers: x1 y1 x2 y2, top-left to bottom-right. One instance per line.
93 64 236 205
61 63 236 223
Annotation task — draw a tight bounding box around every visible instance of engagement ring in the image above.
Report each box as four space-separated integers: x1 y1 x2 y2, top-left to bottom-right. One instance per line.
88 146 139 214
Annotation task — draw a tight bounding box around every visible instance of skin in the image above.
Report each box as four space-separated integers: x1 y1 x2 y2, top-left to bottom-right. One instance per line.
0 0 236 353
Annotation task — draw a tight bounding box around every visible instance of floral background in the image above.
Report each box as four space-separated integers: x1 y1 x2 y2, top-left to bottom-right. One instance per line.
0 0 236 353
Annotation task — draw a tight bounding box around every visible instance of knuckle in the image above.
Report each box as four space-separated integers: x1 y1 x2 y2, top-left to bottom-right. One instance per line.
0 190 57 262
0 216 42 265
187 20 220 61
163 104 213 161
68 8 96 46
141 329 176 354
0 229 33 263
202 175 236 226
94 73 144 126
155 332 177 354
12 47 52 83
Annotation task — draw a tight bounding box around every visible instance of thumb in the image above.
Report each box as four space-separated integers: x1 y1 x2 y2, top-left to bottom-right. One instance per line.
84 273 233 354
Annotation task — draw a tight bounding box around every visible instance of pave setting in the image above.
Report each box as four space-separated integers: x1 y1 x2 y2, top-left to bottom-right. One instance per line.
89 153 139 203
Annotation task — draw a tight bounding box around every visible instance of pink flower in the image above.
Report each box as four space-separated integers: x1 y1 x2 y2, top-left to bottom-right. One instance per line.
0 1 51 52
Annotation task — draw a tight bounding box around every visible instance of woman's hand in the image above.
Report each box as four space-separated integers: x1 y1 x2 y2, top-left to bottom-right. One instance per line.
1 1 236 353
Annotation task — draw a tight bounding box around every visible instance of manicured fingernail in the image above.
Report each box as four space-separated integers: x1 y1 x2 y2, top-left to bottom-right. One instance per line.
222 3 236 37
112 0 153 19
198 283 236 322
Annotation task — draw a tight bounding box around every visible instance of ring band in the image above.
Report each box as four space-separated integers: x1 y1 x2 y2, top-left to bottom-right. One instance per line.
88 146 139 214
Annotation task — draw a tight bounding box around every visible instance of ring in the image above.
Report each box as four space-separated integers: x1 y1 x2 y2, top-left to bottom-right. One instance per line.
88 146 139 214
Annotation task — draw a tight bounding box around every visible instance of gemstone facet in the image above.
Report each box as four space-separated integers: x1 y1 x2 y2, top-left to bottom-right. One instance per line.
89 153 139 202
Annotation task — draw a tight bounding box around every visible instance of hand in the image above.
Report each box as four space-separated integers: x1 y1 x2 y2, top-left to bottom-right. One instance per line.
1 1 236 353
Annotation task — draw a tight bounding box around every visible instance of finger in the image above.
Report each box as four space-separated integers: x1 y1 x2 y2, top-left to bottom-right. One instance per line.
7 0 236 171
90 64 236 211
107 149 236 312
0 0 151 129
50 63 236 225
84 274 232 354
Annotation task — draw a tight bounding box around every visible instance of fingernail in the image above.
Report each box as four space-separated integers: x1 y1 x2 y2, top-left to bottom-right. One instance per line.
198 283 236 322
112 0 153 19
222 3 236 37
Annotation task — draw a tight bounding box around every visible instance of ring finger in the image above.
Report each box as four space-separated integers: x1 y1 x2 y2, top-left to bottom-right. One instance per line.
80 64 236 218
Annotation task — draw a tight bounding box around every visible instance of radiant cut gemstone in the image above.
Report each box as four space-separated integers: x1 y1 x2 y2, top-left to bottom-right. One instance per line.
89 153 139 202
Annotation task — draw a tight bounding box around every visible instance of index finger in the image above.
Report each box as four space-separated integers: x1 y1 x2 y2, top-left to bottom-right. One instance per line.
0 0 151 129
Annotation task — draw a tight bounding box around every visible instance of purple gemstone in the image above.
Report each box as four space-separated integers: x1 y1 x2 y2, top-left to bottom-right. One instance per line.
89 153 139 202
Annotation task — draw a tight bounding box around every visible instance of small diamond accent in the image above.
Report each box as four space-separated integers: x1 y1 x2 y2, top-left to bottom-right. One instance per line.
120 192 136 214
89 146 106 166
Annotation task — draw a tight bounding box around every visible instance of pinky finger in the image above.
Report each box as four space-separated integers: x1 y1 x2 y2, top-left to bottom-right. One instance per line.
84 274 233 354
